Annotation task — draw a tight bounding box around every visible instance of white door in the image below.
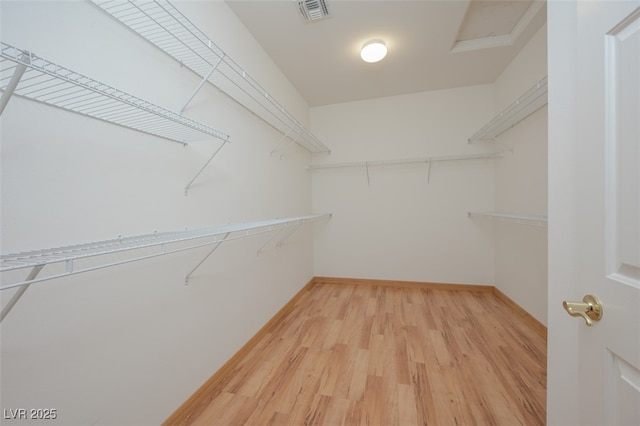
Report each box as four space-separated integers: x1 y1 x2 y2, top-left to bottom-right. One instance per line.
548 0 640 425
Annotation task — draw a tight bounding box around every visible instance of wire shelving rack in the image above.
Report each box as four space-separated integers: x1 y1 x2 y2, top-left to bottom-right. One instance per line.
308 152 502 186
0 42 229 145
89 0 330 154
0 214 332 321
467 211 548 228
468 76 548 142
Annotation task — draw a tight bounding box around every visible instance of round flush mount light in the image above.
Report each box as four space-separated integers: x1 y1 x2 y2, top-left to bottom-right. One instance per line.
360 39 387 63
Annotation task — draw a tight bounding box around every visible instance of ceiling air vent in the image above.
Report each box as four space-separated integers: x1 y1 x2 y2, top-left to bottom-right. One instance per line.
298 0 330 22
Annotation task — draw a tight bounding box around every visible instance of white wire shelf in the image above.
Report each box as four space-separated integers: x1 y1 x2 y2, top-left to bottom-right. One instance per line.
308 152 501 185
90 0 330 154
0 213 331 322
468 76 548 142
308 152 502 170
0 213 331 291
0 42 230 145
468 211 548 228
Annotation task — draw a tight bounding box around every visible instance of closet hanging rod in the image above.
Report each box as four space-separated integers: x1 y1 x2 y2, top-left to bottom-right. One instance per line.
307 152 502 170
0 42 230 145
0 214 332 291
89 0 330 154
468 75 548 142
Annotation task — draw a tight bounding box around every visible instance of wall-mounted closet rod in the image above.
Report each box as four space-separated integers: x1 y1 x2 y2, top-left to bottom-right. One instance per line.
89 0 330 154
467 211 548 228
468 75 548 142
308 152 502 170
0 214 331 292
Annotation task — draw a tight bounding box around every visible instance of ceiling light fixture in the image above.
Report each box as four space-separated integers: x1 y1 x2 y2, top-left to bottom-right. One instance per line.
360 39 387 63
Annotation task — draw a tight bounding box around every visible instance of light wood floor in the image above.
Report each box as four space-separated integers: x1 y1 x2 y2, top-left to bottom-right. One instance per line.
168 279 546 425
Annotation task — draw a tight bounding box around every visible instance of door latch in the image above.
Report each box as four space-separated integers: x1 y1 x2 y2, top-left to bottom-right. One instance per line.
562 294 603 326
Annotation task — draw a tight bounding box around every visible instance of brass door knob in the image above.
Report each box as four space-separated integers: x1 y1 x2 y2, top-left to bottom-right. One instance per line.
563 294 603 326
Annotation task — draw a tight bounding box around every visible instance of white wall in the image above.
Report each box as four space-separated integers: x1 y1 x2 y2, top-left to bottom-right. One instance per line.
491 25 548 325
309 25 548 324
0 1 318 424
311 85 496 285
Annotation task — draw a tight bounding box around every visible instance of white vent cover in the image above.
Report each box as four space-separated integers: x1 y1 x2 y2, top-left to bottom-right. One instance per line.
298 0 330 22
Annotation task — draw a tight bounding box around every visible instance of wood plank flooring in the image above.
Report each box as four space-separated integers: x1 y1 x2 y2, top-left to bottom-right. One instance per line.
168 279 546 425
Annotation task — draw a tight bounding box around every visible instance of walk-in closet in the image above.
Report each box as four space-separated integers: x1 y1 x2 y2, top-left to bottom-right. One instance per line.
3 0 639 424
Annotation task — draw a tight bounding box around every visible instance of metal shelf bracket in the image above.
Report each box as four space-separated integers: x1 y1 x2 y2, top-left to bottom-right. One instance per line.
184 139 229 195
256 219 305 255
365 162 371 186
184 232 230 285
180 55 224 113
276 221 303 248
271 126 301 159
0 264 44 323
256 227 286 256
0 51 29 115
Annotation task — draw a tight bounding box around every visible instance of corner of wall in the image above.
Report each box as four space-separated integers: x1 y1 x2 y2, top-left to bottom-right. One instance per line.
491 23 549 326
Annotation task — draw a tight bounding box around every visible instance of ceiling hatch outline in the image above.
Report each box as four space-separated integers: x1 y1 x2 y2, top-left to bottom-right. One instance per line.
451 1 545 53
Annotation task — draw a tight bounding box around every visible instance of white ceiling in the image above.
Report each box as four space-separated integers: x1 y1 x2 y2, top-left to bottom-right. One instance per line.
226 0 547 107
